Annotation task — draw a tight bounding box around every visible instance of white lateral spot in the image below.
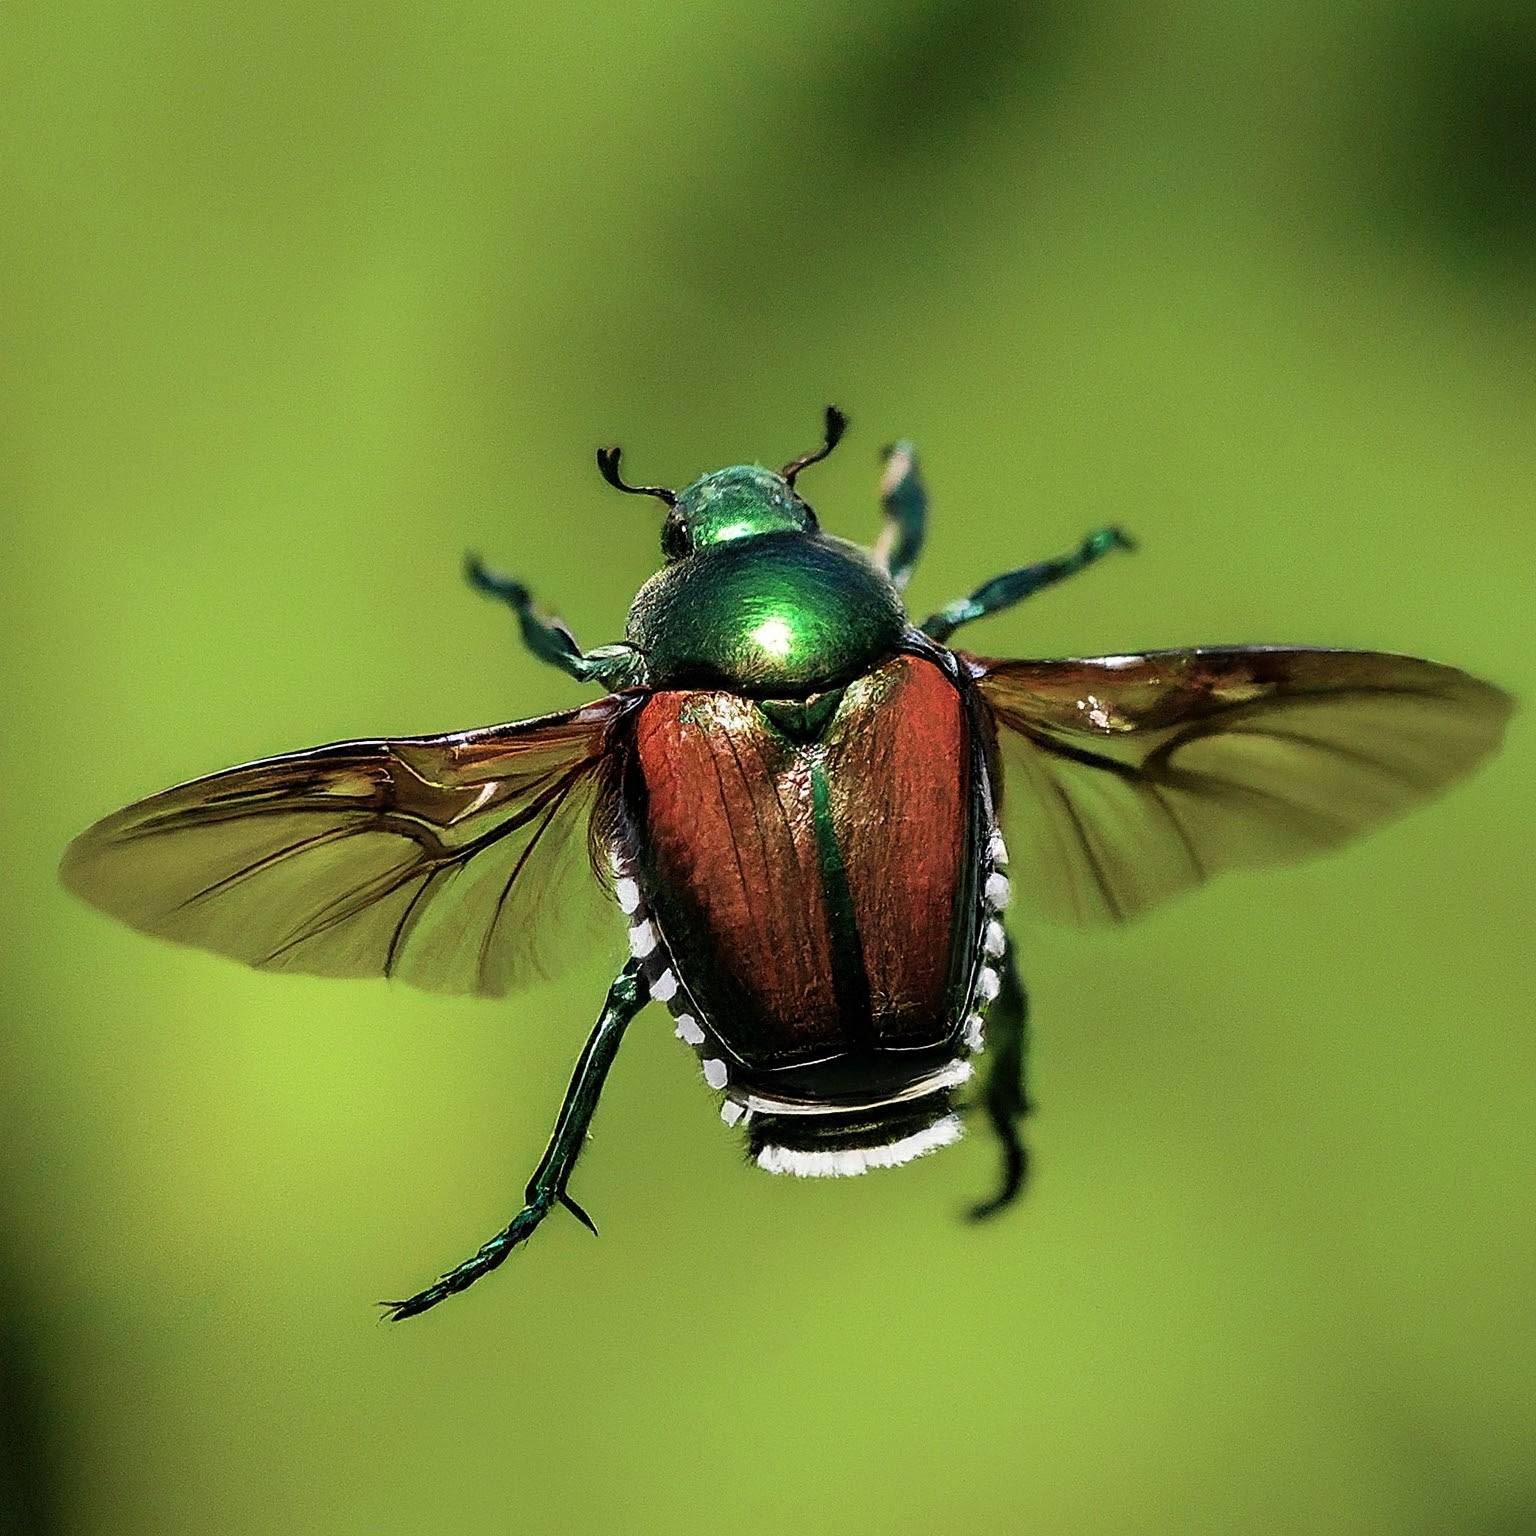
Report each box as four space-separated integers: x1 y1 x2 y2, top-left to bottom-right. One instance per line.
976 966 1000 1004
984 872 1011 910
614 877 641 915
651 968 678 1003
755 1115 964 1178
933 1058 974 1091
702 1057 729 1090
674 1013 706 1046
720 1099 746 1127
964 1013 986 1052
987 830 1008 865
628 920 657 959
983 920 1006 957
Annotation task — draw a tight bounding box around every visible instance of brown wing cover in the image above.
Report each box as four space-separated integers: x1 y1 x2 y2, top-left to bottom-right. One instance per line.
826 655 970 1045
632 690 839 1068
632 654 972 1070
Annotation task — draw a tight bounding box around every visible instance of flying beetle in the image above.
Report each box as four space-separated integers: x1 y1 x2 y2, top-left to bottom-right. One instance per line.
61 407 1513 1320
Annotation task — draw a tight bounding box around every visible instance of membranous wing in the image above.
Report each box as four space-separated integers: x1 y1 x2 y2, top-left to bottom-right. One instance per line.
964 647 1512 925
60 696 641 995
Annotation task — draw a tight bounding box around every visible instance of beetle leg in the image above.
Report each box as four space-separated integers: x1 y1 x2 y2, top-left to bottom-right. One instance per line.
382 960 649 1320
920 527 1136 642
464 553 645 688
872 439 927 592
968 935 1033 1221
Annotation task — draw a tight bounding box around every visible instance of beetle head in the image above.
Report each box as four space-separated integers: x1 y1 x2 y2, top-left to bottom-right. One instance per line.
660 465 817 560
598 407 847 562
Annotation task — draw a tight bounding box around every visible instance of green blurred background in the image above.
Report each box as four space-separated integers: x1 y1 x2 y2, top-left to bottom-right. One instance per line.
4 2 1534 1532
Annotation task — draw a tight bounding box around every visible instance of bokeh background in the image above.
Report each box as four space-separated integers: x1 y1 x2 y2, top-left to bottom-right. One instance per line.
4 3 1534 1532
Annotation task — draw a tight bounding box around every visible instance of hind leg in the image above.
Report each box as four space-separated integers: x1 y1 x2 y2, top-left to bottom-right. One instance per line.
969 935 1032 1221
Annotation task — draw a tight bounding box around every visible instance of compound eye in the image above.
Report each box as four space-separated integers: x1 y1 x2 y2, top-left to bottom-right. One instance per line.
661 513 691 560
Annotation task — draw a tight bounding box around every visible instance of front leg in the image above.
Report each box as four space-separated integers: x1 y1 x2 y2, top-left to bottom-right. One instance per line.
871 439 927 592
382 960 649 1320
921 527 1135 642
466 554 644 688
968 935 1032 1221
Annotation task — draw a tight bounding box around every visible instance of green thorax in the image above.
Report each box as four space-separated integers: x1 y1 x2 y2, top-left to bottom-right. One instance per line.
628 465 905 694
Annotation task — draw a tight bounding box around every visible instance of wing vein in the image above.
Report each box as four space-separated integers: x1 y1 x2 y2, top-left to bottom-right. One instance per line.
1043 770 1126 923
175 823 366 910
475 767 586 990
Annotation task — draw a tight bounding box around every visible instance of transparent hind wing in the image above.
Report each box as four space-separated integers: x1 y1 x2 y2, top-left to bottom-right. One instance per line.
61 696 640 996
966 647 1512 925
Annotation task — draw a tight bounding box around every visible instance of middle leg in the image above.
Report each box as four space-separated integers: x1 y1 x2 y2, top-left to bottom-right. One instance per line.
921 526 1135 642
382 959 649 1320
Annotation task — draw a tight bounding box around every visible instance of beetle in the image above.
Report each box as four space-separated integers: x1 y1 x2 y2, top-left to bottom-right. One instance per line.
60 407 1513 1320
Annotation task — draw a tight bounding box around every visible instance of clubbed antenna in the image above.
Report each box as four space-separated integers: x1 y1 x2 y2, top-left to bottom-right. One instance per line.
781 406 848 487
596 445 677 507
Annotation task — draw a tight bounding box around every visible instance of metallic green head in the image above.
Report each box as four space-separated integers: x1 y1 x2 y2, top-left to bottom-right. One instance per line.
597 406 847 563
663 465 815 557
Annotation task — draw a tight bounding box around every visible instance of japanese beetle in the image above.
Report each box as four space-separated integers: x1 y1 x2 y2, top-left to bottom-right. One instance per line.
60 407 1513 1319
